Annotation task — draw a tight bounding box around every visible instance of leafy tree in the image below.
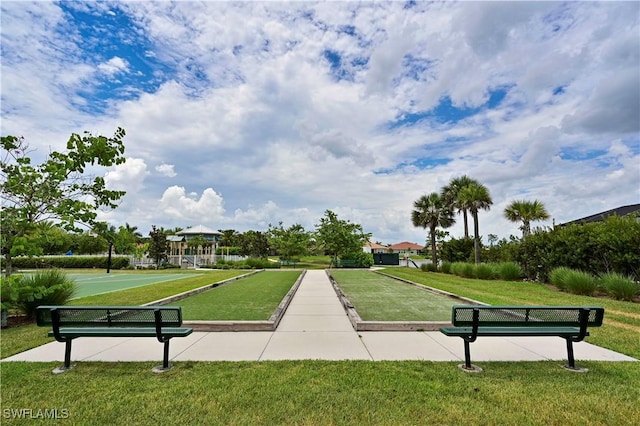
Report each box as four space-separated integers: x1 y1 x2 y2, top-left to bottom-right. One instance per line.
0 129 126 275
238 230 270 258
123 222 143 243
440 237 475 263
458 181 493 263
411 193 455 266
218 229 240 247
315 210 371 265
148 225 169 267
70 231 108 255
441 175 478 238
28 222 72 255
268 222 311 261
504 199 550 238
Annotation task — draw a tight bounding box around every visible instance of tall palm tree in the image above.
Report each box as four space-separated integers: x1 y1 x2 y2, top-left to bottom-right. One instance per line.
411 193 456 266
504 199 550 238
458 182 493 263
441 175 478 238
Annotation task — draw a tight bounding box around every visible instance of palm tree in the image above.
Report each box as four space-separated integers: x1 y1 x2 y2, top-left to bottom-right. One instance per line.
124 222 143 243
441 175 478 238
504 199 550 238
411 193 456 266
458 182 493 263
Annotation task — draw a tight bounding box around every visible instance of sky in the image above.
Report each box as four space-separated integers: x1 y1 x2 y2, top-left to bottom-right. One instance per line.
1 1 639 245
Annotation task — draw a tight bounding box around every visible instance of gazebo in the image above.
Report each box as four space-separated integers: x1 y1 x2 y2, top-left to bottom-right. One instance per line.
168 225 222 267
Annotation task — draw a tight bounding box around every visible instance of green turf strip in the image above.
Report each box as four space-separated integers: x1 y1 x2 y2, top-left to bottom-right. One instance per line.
178 270 302 320
330 270 456 321
2 361 639 425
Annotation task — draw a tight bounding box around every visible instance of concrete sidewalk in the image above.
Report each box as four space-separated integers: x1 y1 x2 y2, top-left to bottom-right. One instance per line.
3 270 637 365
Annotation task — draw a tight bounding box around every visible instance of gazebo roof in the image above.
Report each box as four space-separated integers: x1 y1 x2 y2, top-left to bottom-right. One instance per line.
176 225 221 236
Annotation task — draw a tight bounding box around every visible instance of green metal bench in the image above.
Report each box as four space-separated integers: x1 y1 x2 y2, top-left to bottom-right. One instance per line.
36 305 193 374
440 305 605 372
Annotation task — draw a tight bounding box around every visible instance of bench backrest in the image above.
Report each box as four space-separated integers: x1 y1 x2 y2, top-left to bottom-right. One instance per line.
36 306 183 328
451 306 605 328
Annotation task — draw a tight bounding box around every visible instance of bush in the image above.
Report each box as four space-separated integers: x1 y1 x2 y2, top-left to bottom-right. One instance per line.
473 264 495 280
420 263 437 272
439 262 452 274
495 262 523 281
549 267 573 291
600 272 639 301
563 269 598 296
450 262 474 278
13 270 76 318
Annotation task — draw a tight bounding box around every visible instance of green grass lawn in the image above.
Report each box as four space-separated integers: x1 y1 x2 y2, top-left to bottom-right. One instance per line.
329 270 455 321
2 361 639 425
179 270 301 320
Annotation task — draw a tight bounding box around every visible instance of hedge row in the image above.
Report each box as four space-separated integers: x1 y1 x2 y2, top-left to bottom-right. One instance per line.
9 256 130 270
550 267 639 301
424 261 523 281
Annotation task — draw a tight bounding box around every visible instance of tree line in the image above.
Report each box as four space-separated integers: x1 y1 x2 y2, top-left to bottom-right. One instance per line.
412 175 550 266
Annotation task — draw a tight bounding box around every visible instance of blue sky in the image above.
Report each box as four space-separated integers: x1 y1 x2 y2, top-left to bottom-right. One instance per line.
1 1 639 244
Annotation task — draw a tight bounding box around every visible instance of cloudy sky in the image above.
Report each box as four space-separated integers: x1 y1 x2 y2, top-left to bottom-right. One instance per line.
2 1 639 245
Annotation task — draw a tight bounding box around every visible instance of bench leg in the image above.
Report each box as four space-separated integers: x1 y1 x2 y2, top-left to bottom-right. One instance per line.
464 339 472 369
563 338 588 373
52 340 75 374
458 339 482 372
152 340 172 373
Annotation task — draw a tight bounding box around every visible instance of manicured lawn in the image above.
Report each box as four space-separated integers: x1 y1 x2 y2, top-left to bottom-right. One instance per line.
179 270 302 320
329 270 456 321
381 268 640 359
2 361 639 425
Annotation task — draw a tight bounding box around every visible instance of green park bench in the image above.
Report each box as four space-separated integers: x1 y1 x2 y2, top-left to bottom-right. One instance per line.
440 305 605 372
36 305 193 374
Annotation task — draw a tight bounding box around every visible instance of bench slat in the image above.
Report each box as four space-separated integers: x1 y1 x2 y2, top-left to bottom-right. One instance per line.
47 327 193 338
440 326 587 337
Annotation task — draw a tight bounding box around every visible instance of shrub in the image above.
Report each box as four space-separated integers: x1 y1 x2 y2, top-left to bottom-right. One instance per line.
563 269 598 296
549 267 573 291
473 264 495 280
13 270 76 318
439 262 452 274
600 272 639 301
450 262 474 278
421 263 437 272
11 256 129 270
495 262 523 281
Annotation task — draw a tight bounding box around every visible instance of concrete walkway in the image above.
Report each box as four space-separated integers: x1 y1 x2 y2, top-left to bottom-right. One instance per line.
3 270 637 365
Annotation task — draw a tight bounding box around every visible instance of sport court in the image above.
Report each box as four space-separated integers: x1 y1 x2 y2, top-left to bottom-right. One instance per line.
67 273 201 299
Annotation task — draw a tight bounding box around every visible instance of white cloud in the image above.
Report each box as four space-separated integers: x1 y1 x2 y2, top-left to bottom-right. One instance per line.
155 163 176 177
104 158 149 195
98 57 129 76
159 186 225 221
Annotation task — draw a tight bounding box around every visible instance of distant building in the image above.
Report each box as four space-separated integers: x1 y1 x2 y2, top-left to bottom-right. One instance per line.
363 241 388 254
388 241 425 257
558 204 640 227
167 225 222 266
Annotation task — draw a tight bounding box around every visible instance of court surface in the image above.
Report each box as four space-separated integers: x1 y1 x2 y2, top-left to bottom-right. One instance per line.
67 273 200 299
